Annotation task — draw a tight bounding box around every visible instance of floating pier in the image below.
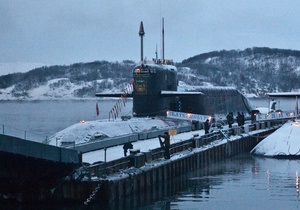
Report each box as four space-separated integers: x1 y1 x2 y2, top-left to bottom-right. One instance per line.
53 119 286 206
0 134 80 203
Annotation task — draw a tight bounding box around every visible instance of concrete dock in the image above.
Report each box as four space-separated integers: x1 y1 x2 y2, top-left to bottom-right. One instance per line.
54 119 285 206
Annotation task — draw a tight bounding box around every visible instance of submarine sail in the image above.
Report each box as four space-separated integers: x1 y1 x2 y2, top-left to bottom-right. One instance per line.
97 20 254 119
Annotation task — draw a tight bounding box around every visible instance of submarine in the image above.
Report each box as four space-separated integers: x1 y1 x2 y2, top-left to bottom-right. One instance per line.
96 20 254 119
49 19 255 148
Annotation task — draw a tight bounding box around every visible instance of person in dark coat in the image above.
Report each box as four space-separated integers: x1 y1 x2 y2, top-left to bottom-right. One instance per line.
226 112 234 128
158 132 170 159
123 142 133 157
237 112 243 126
204 119 210 134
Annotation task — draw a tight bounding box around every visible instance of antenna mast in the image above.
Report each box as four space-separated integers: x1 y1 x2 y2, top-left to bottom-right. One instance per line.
155 44 158 61
162 17 165 62
139 21 145 62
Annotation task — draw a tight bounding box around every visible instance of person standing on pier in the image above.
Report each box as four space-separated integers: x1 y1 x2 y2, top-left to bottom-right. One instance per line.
227 112 234 128
237 112 243 126
204 119 210 134
158 132 170 159
123 142 133 157
241 112 245 125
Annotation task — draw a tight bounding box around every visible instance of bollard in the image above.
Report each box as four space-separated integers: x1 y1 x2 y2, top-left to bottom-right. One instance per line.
143 151 152 163
131 153 145 168
255 122 260 130
233 126 240 135
195 138 200 148
244 125 249 133
130 149 140 155
260 122 266 129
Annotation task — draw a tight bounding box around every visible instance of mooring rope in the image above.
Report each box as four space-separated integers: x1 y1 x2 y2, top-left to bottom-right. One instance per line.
84 181 103 206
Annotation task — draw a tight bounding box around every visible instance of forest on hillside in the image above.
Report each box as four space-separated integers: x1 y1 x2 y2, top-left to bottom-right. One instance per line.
0 47 299 98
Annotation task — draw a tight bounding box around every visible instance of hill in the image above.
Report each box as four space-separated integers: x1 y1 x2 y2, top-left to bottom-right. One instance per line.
178 47 300 96
0 47 299 100
0 60 135 100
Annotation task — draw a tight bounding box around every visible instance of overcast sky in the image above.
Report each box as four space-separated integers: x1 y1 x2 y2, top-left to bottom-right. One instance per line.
1 0 300 71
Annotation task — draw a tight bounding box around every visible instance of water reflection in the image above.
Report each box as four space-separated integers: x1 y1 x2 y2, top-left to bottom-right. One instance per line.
4 152 300 209
296 170 299 195
96 154 255 209
129 153 300 210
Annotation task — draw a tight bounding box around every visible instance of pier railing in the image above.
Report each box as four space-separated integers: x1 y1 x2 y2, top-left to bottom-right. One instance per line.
87 118 288 178
0 124 48 143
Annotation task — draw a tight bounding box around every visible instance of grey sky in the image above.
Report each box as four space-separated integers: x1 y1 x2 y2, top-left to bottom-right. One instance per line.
1 0 300 66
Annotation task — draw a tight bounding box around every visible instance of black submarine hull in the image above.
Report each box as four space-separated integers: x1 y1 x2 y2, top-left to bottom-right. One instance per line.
132 63 253 118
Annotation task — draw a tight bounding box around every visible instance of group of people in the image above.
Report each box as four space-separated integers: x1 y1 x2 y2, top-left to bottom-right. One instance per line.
236 112 245 127
204 111 245 135
226 112 245 128
226 112 234 128
124 112 245 159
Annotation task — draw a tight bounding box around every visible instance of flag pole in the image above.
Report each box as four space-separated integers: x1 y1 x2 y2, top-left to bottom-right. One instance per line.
96 102 99 117
296 96 298 118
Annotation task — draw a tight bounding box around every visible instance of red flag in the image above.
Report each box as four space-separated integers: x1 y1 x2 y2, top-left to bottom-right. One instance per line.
96 102 99 116
113 105 117 116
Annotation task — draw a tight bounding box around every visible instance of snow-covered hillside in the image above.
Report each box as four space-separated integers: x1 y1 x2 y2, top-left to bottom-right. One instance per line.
180 47 300 96
1 47 300 100
0 60 134 100
0 78 119 100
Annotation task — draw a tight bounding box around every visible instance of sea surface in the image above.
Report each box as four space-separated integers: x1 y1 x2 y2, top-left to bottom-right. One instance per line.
0 99 133 142
1 98 300 209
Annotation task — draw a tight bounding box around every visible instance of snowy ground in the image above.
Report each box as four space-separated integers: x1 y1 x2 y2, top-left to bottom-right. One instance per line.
83 129 204 164
48 117 191 146
83 118 297 165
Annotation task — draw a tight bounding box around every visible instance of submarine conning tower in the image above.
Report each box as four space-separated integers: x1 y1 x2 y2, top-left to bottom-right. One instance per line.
133 62 178 117
132 20 254 118
133 19 178 117
95 20 254 119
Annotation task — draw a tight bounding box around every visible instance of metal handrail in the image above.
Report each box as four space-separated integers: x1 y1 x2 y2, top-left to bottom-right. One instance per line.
87 118 289 177
0 124 48 143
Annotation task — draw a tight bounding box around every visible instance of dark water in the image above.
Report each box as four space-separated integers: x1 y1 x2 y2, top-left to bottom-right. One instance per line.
1 99 300 209
35 154 299 210
82 153 299 210
159 154 300 210
0 99 132 141
6 153 300 210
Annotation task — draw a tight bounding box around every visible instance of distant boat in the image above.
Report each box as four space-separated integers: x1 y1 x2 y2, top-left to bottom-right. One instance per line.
251 119 300 158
